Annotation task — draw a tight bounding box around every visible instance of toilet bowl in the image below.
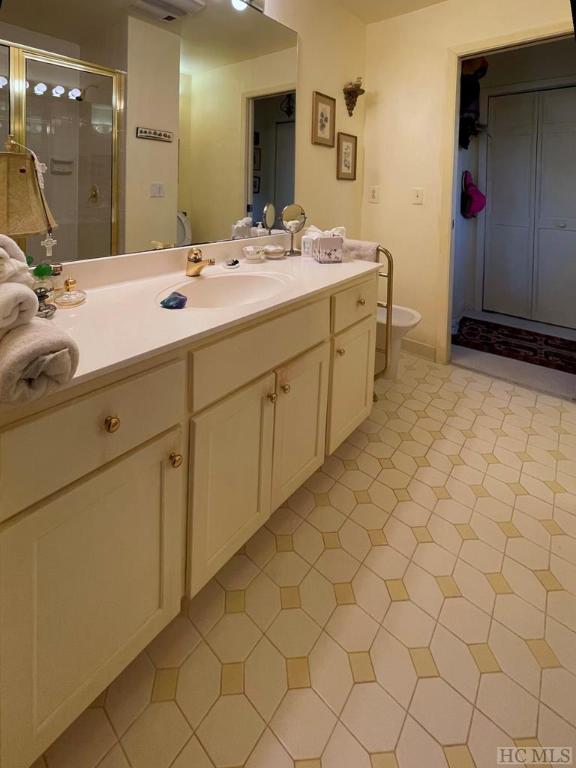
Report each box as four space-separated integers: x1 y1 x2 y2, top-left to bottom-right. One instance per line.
375 304 422 379
177 210 192 247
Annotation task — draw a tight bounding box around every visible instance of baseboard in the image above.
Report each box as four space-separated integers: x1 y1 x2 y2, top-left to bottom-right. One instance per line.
401 337 436 361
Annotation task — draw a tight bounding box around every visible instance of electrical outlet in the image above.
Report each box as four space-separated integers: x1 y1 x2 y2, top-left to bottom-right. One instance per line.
368 186 381 204
412 187 424 205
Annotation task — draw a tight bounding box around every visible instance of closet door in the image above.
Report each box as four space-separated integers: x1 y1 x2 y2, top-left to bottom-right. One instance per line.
533 87 576 328
483 92 538 318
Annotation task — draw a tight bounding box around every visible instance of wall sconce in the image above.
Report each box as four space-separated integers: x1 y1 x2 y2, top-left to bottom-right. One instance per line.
343 77 365 117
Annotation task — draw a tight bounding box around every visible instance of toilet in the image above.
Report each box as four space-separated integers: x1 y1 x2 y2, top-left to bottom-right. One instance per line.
375 304 422 379
176 210 192 247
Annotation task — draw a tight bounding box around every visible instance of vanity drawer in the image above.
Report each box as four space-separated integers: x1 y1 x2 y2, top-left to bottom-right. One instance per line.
0 360 187 521
332 277 378 335
191 298 330 412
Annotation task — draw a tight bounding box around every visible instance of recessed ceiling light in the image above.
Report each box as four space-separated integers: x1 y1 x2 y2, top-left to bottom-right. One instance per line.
231 0 248 10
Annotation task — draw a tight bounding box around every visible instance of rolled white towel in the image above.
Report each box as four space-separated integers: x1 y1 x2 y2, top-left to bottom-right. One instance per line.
0 318 79 405
0 247 34 287
343 239 379 262
0 234 27 263
0 283 39 339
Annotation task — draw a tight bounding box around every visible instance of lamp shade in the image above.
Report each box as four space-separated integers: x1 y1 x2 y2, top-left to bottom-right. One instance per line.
0 151 57 237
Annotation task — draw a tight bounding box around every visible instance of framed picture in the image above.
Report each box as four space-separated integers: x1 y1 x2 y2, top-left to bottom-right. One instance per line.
253 175 261 194
337 132 357 181
253 147 262 172
312 91 336 147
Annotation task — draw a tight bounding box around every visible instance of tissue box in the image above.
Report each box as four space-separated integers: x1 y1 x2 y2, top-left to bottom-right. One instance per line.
313 236 343 263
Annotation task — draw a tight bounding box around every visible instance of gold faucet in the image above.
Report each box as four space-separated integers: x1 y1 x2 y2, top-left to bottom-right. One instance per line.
186 248 215 277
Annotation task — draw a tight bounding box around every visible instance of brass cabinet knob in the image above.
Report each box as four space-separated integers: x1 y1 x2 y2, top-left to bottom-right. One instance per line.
104 416 121 434
357 298 367 307
337 348 346 357
267 393 278 404
281 384 291 394
169 453 184 469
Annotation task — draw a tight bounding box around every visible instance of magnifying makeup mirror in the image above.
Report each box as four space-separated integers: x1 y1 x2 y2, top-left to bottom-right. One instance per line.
262 202 276 235
282 203 307 256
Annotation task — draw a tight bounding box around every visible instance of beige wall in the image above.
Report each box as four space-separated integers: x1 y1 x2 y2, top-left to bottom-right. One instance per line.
361 0 573 359
265 0 367 237
179 47 297 245
125 16 180 253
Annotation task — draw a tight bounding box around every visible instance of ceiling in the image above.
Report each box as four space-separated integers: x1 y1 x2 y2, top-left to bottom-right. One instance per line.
334 0 447 23
0 0 296 75
180 0 296 75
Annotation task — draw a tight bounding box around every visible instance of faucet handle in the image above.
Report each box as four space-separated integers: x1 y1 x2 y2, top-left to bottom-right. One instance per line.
188 248 203 263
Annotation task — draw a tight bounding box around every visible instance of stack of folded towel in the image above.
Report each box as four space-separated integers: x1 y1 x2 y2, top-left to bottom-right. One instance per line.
0 235 79 405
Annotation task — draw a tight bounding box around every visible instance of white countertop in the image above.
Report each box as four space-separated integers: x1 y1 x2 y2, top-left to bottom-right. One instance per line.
53 256 380 386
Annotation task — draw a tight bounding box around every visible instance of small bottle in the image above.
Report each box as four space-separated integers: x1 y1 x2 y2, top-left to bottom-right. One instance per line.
54 277 87 308
51 263 64 296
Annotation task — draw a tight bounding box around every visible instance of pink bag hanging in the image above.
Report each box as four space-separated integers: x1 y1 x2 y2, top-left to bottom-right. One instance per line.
461 171 486 219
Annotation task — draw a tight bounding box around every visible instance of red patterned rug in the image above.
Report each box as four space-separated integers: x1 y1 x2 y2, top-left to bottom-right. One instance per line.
452 316 576 376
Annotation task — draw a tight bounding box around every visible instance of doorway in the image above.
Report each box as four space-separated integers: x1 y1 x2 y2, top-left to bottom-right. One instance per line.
248 91 296 226
450 37 576 394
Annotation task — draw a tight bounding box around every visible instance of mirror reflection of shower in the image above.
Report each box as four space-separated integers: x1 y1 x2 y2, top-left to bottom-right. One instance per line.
22 56 119 263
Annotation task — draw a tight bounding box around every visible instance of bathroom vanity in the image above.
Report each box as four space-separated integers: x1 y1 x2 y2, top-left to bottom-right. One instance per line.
0 248 379 768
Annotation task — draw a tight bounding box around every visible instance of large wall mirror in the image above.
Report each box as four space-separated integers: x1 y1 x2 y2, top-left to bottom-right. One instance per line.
0 0 298 263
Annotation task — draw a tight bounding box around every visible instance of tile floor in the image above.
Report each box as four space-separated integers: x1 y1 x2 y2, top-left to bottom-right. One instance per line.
38 354 576 768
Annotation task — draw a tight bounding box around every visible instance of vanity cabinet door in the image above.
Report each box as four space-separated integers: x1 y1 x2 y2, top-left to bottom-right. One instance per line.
188 373 276 596
272 343 331 510
0 430 186 768
328 316 376 455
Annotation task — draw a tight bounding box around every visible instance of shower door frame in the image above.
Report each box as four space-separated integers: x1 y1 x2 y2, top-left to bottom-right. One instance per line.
4 40 124 256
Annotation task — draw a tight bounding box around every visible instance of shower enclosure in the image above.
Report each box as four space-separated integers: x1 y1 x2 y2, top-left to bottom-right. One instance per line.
2 41 123 262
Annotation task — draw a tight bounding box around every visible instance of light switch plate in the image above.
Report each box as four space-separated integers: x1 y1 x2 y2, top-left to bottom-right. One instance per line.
150 183 165 198
412 187 424 205
368 186 381 204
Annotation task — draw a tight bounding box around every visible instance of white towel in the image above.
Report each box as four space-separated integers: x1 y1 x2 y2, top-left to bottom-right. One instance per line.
304 225 347 239
343 239 379 262
0 234 27 263
0 318 79 405
0 247 34 287
0 283 38 338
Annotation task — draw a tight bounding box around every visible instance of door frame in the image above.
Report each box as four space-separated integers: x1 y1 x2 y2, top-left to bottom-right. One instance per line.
474 76 576 313
243 86 297 219
439 23 574 364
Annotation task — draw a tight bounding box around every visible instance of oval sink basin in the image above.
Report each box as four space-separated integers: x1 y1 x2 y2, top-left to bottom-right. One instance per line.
160 272 294 309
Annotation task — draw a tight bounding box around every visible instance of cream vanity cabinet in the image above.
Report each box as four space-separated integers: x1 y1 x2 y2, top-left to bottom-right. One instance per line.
188 278 376 595
328 316 377 454
0 364 188 768
0 271 377 768
189 341 332 594
189 373 276 594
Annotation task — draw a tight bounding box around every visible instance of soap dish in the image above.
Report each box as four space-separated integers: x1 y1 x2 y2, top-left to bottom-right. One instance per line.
264 245 286 260
243 245 265 262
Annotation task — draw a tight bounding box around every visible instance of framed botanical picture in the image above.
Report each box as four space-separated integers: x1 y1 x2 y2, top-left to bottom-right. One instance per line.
253 175 261 194
337 132 357 180
312 91 336 147
253 147 262 172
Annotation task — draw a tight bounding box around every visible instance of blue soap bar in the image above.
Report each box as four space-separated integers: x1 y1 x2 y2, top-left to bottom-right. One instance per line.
161 291 188 310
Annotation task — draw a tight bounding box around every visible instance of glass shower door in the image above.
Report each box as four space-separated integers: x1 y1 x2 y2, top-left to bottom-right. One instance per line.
24 57 116 263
